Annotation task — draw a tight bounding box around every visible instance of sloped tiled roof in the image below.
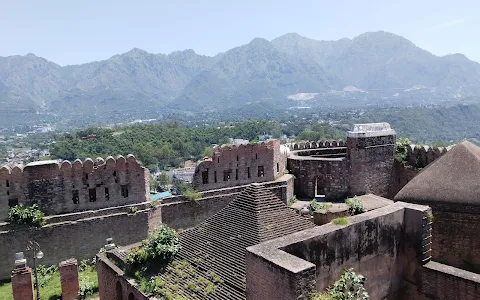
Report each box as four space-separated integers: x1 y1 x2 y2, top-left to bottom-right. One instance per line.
395 141 480 205
159 183 315 299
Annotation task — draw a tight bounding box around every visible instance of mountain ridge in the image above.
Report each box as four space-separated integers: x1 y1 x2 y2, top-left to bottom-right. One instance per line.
1 31 480 117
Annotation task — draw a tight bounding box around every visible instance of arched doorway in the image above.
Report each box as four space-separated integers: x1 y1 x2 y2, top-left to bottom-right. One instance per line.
116 281 123 300
315 176 326 200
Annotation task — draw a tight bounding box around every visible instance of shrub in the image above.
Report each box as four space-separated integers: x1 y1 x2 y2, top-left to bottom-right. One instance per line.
78 280 97 299
8 204 46 227
126 225 180 273
308 200 332 213
426 212 434 223
129 206 138 214
332 217 348 225
395 138 411 165
183 189 201 202
345 198 365 216
310 268 369 300
288 196 297 207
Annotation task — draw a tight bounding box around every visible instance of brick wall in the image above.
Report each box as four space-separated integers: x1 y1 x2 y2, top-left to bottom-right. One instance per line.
193 140 286 191
425 203 480 270
420 261 480 300
97 253 148 300
0 155 149 221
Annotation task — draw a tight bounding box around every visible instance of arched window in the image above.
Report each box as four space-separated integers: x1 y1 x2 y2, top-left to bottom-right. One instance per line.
128 292 136 300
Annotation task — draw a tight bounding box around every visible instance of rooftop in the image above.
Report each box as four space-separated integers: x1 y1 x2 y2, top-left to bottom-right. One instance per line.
395 141 480 205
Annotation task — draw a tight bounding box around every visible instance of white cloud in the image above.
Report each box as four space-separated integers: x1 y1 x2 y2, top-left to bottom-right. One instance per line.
432 19 465 29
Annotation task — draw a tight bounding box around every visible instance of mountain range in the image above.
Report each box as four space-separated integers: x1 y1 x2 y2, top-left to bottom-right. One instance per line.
1 31 480 118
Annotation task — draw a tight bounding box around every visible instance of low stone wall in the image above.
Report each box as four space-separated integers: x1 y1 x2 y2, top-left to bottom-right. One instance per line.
420 261 480 300
0 208 159 280
246 202 431 300
312 194 393 226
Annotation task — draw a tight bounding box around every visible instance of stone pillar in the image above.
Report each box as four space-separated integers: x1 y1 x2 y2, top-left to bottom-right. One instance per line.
59 258 80 300
11 266 34 300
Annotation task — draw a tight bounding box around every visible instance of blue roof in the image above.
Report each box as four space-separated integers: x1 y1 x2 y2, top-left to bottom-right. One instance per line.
150 191 172 201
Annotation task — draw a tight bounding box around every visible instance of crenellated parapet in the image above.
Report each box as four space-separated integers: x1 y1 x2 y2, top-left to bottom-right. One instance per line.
0 155 150 221
286 140 345 151
405 145 450 168
193 140 287 191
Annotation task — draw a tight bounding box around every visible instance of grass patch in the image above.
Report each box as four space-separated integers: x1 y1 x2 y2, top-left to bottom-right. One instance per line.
0 264 98 300
332 217 349 225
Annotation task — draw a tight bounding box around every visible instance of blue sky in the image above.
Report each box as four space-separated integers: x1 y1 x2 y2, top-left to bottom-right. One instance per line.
1 0 478 65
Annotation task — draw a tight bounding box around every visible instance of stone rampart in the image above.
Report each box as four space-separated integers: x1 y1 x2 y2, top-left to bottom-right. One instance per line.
0 155 149 221
192 140 287 191
405 145 449 169
0 175 294 280
286 140 345 151
246 202 431 300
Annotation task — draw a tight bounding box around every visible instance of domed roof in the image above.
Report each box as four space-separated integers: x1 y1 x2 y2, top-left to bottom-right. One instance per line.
395 141 480 205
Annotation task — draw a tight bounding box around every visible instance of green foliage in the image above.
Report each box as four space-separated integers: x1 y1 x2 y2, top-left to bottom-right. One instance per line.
395 138 411 165
296 123 345 141
426 212 434 223
310 268 368 300
129 206 139 214
158 171 171 191
126 225 180 273
332 217 349 225
308 200 332 213
288 195 297 207
345 198 365 216
50 120 289 171
79 280 97 299
37 265 59 288
203 146 213 158
182 189 201 202
0 262 98 300
7 204 46 227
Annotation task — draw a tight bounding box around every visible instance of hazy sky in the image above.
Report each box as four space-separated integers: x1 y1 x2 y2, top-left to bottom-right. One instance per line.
1 0 479 65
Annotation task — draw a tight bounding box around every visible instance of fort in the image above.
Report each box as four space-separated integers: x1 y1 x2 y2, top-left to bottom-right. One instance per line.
5 122 479 300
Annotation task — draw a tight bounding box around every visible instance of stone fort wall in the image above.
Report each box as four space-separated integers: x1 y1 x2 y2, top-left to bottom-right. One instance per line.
0 155 149 221
0 175 293 280
193 140 287 191
245 202 432 300
288 132 450 200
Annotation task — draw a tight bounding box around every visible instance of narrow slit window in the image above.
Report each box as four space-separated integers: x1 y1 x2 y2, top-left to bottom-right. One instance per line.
247 167 251 178
105 187 110 201
202 170 209 184
258 166 265 177
214 171 217 183
235 169 239 180
89 188 96 202
121 185 129 198
72 190 79 204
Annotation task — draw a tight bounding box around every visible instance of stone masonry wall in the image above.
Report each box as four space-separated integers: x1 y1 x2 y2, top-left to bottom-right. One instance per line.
246 202 431 300
347 134 396 198
0 175 293 280
193 140 286 191
287 155 348 200
0 155 149 221
0 209 158 280
423 203 480 271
